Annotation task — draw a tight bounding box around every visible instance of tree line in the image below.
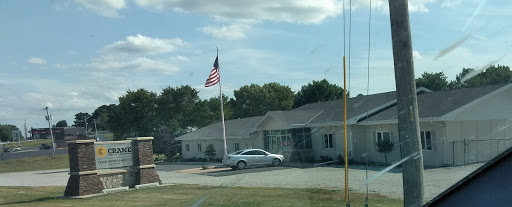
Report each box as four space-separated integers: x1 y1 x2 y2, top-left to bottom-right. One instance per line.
415 65 512 91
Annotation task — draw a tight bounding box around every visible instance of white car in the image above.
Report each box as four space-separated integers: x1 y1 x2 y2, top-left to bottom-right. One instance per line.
222 149 284 170
12 147 21 152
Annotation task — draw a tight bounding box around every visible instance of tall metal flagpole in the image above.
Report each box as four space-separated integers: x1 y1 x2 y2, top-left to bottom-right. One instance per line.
217 47 228 155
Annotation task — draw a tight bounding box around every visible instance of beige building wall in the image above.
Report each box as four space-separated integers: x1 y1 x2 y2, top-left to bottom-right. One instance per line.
355 123 401 164
354 121 446 166
311 125 345 161
418 121 447 166
181 135 262 159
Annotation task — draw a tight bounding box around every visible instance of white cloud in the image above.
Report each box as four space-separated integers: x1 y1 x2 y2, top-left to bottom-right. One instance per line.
87 57 180 74
27 57 47 65
200 22 252 40
135 0 343 24
170 55 189 63
74 0 126 17
102 34 187 56
408 0 436 13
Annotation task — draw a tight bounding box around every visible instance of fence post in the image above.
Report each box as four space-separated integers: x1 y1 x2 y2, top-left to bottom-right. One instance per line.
496 139 499 157
452 141 455 166
464 139 468 165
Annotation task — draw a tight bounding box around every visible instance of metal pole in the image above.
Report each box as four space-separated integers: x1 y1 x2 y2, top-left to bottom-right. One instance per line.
24 118 27 140
388 0 424 206
44 107 56 157
217 48 227 156
343 55 349 204
85 114 88 137
17 129 21 147
452 141 455 165
94 119 99 142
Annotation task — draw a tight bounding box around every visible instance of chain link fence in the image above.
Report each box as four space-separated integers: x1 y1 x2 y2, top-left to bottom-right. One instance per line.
451 138 512 166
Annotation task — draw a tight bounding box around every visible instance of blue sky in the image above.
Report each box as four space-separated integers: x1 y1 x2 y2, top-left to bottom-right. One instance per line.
0 0 511 133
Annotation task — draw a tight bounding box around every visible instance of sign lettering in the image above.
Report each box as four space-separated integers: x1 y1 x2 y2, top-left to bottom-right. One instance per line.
94 142 133 169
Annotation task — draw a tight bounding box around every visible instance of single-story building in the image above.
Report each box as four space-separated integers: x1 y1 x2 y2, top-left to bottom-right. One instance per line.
176 83 512 167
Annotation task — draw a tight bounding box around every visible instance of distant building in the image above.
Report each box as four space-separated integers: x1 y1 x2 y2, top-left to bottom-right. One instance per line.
31 127 86 148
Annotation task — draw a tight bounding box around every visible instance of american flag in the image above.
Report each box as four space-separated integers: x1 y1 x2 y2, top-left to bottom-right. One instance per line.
205 55 220 87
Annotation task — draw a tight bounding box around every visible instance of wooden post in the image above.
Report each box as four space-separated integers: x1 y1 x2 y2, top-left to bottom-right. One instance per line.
388 0 425 206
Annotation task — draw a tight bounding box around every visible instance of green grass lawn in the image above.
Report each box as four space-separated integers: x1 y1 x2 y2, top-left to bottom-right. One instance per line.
0 185 402 207
0 154 69 173
2 139 53 149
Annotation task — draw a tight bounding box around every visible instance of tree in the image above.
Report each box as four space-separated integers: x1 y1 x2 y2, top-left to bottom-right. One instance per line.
72 112 90 127
263 82 295 111
89 104 117 131
155 85 207 136
205 94 233 122
233 83 295 118
0 124 19 142
204 144 217 161
192 95 234 128
294 79 347 108
108 89 157 140
377 139 394 164
55 120 68 127
415 72 449 91
154 126 180 159
451 65 512 88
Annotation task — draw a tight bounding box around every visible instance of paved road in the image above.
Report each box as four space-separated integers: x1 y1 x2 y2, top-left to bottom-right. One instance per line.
1 148 68 161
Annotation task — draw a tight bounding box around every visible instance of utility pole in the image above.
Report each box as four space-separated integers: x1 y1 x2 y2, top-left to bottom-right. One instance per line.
44 107 56 157
388 0 425 206
84 114 88 138
94 119 99 142
24 118 27 140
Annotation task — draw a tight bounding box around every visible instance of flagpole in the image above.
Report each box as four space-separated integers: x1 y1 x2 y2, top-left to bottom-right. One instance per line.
217 47 228 156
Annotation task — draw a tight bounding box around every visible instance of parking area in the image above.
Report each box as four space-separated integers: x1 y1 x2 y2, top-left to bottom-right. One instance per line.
157 163 481 200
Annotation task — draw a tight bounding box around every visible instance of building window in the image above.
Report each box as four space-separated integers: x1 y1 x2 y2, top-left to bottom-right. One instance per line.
186 144 189 151
291 128 312 149
198 143 202 152
376 131 391 143
264 129 291 150
421 131 433 151
234 142 240 151
324 134 334 149
264 128 311 150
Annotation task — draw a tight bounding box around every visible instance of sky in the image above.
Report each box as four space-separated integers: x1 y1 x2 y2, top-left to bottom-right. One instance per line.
0 0 511 134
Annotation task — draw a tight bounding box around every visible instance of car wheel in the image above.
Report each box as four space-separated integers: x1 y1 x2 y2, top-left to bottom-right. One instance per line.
236 161 246 170
272 159 281 167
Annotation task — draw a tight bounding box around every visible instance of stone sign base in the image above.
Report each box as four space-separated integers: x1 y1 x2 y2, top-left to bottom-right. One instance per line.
64 138 161 197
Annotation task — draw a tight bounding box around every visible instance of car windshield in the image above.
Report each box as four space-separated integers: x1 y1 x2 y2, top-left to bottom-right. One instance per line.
1 1 511 206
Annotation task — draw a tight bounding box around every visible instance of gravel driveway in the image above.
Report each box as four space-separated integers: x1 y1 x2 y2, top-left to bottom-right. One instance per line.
0 163 481 201
158 163 482 201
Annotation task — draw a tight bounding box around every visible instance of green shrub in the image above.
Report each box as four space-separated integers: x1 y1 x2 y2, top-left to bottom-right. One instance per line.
153 154 167 163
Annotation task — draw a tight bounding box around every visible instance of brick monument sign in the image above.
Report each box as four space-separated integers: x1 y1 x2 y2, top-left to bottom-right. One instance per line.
64 137 161 196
